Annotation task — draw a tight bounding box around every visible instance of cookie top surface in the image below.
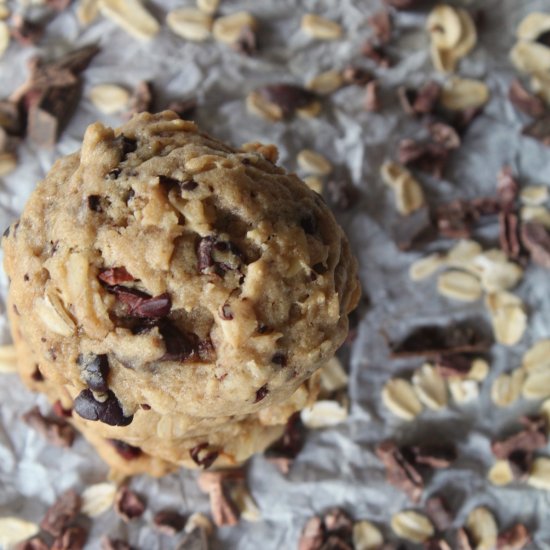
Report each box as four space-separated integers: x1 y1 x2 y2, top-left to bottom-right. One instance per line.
3 110 359 419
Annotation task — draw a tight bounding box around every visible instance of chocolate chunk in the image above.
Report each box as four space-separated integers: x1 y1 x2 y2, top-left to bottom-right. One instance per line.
77 353 110 392
101 537 134 550
190 442 219 469
398 139 449 179
10 15 44 47
265 412 305 472
233 25 257 56
361 40 391 67
127 81 154 117
98 267 134 285
52 400 72 418
167 98 197 120
521 222 550 269
219 303 233 320
74 389 133 426
14 537 49 550
152 510 187 535
376 440 423 502
23 406 76 448
109 285 171 318
40 489 81 537
509 79 546 118
108 439 142 460
87 195 102 212
522 114 550 146
341 66 372 86
364 80 381 112
114 134 137 159
389 321 492 359
429 122 461 150
115 486 145 522
254 384 269 403
496 523 530 549
368 10 392 44
425 496 453 531
300 213 318 235
256 84 317 117
51 526 87 550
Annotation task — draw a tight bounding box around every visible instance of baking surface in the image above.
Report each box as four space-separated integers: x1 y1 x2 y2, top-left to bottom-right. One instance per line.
1 0 550 548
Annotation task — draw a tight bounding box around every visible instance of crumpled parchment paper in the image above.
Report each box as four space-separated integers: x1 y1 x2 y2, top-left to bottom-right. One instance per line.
1 0 550 548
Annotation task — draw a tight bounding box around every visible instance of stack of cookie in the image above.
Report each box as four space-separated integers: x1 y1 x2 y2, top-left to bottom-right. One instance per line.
2 111 359 476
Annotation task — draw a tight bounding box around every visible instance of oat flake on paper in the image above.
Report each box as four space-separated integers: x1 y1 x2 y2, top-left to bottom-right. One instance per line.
1 0 550 549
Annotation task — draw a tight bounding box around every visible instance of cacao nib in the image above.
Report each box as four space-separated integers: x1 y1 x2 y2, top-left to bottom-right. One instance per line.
521 222 550 269
98 267 134 285
410 444 457 468
414 81 441 115
429 122 461 150
77 353 110 392
197 236 215 273
108 439 142 460
341 66 372 86
496 523 530 549
398 139 449 179
108 285 171 318
364 80 381 112
499 212 521 260
52 400 72 418
190 442 219 469
40 489 81 537
158 319 199 361
115 486 145 522
265 412 305 472
10 16 44 47
299 516 324 550
152 510 187 535
492 420 547 460
497 166 519 212
74 389 133 426
127 81 154 117
361 40 391 67
509 79 546 118
256 84 317 117
254 384 269 403
23 406 76 448
51 526 87 550
425 496 453 531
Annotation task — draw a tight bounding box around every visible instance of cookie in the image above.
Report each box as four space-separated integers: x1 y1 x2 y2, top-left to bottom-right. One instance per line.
2 110 360 474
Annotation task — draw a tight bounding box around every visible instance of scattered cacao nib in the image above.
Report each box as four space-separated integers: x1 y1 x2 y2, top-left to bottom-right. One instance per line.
364 80 381 112
167 98 197 120
153 510 187 535
361 40 391 68
499 212 522 260
497 166 519 212
52 400 72 418
77 353 110 392
14 537 49 550
115 486 145 522
190 442 219 469
233 25 257 56
522 114 550 146
434 198 500 239
429 122 461 150
87 195 102 212
197 470 243 527
425 496 453 531
40 489 81 537
265 412 305 473
0 100 23 135
456 527 474 550
108 285 171 318
114 134 137 160
411 444 457 468
376 440 423 502
127 81 154 118
434 354 475 378
219 303 233 320
414 81 442 115
491 417 547 460
389 320 492 359
323 508 354 539
496 523 530 550
368 10 392 44
298 516 324 550
108 439 142 460
341 66 372 86
508 449 532 479
10 15 44 47
256 84 317 118
326 178 359 211
509 79 546 118
51 526 87 550
101 537 134 550
254 384 269 403
31 365 44 381
98 267 134 285
74 389 133 427
520 222 550 269
398 139 449 179
23 406 76 448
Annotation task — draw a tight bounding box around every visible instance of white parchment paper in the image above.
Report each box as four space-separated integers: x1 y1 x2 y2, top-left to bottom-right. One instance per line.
1 0 550 548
